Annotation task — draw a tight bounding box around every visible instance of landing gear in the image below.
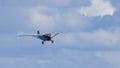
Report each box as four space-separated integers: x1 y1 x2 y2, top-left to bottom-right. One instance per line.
41 40 54 45
42 41 44 45
51 40 54 44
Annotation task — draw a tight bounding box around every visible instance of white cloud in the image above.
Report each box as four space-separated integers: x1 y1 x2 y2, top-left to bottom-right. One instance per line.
82 29 119 46
78 0 116 17
58 29 119 46
59 33 78 45
27 7 56 30
24 6 91 31
52 13 91 31
63 13 90 28
96 52 120 68
109 27 120 38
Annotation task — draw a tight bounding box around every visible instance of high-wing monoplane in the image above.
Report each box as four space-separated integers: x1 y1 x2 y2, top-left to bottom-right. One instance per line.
19 31 61 44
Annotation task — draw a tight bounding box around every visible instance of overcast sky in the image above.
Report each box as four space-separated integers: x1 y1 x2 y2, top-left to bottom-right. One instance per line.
0 0 120 68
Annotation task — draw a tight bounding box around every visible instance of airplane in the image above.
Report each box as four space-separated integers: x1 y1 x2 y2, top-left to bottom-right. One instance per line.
19 31 61 45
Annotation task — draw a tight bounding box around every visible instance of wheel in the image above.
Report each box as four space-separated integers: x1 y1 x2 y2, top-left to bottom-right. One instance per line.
42 41 44 45
51 40 54 44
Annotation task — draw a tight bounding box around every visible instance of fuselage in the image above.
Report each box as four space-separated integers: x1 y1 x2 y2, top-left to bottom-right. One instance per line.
37 35 51 41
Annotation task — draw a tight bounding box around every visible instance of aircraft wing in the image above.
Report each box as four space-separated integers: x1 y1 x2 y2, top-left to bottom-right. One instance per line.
19 34 39 37
44 33 51 36
51 32 61 38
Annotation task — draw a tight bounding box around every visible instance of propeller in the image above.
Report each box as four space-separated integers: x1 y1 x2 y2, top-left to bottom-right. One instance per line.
37 30 40 34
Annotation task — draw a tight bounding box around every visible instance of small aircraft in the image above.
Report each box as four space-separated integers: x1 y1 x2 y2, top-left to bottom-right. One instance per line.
19 31 61 44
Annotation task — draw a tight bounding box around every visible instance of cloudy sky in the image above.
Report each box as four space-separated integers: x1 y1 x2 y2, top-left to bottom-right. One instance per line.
0 0 120 68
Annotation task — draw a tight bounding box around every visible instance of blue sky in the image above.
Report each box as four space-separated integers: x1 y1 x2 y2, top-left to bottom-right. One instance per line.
0 0 120 68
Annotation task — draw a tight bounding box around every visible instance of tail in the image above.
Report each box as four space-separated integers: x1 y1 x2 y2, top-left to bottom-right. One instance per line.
37 30 40 34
